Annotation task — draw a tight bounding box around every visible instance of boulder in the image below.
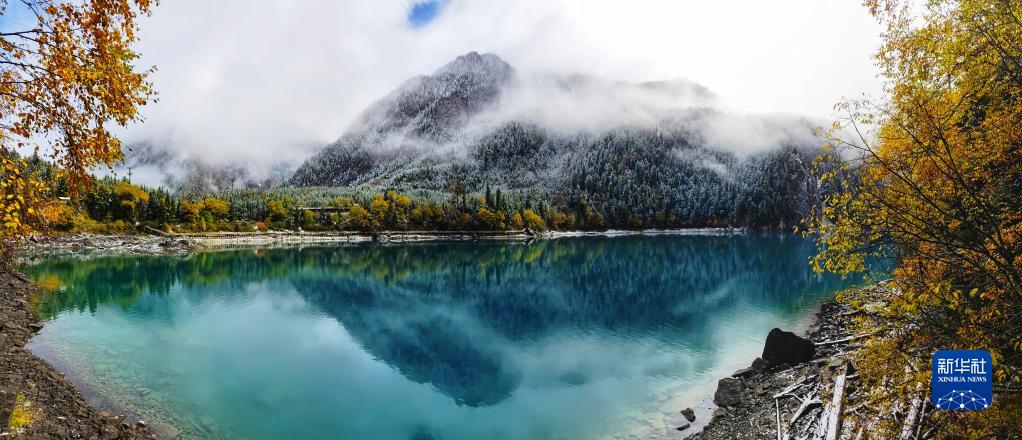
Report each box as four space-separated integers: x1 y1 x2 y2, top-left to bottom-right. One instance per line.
761 328 815 367
681 407 696 422
675 423 691 431
713 377 743 407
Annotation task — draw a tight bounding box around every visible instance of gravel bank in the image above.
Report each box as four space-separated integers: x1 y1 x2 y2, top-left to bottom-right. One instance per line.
0 272 156 438
19 230 537 257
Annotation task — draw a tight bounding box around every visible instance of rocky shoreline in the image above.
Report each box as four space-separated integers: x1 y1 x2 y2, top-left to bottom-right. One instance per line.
682 300 865 439
18 228 747 257
0 272 154 439
17 230 533 257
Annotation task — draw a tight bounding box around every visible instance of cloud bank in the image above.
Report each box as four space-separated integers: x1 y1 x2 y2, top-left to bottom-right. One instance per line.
119 0 882 185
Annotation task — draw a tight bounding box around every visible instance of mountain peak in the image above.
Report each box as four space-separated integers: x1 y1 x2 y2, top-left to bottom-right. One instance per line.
434 52 513 81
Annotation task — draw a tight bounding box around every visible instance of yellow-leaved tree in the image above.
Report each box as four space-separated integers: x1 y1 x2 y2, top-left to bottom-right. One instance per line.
807 0 1021 436
1 0 154 266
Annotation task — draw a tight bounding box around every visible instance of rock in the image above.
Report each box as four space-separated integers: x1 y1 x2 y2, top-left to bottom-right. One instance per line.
732 367 755 378
713 377 743 407
761 328 815 367
28 322 44 332
8 309 27 322
712 407 727 419
136 420 147 428
0 333 7 352
675 423 691 431
0 390 15 425
751 357 768 371
681 407 696 422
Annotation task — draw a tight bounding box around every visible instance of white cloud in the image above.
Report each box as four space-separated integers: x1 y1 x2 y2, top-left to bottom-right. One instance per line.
122 0 882 177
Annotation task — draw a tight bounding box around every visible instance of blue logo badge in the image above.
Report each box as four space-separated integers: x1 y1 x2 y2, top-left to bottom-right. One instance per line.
931 350 992 410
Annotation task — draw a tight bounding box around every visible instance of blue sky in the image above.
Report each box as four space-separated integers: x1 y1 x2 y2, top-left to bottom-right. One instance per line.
408 0 443 28
0 1 35 32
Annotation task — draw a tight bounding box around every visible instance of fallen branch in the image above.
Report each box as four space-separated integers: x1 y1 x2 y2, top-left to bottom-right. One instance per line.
776 398 783 440
898 383 923 440
774 381 806 399
825 363 849 440
812 405 832 440
815 332 875 346
788 385 822 428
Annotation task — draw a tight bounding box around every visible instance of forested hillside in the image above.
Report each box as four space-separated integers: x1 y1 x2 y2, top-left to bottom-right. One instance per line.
290 52 829 229
10 52 835 235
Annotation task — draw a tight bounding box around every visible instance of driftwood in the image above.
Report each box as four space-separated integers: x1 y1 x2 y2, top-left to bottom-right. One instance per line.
914 392 931 439
898 384 924 440
775 398 783 440
788 385 822 428
774 381 806 399
825 363 849 440
812 405 832 440
815 332 874 346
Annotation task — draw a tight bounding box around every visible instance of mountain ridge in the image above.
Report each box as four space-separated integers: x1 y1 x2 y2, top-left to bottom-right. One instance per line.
286 52 830 228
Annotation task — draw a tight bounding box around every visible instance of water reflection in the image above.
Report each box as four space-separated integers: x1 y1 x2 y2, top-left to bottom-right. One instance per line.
26 235 850 439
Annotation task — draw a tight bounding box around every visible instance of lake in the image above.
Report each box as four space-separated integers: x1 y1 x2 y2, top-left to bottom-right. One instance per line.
24 234 850 439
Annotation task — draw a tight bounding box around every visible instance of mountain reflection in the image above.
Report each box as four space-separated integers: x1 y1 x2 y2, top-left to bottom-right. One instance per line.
27 235 850 408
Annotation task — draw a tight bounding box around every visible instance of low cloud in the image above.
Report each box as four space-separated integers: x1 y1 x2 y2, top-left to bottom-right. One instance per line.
117 0 881 184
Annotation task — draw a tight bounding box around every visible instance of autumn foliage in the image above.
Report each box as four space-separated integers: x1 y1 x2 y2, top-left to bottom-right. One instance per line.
808 0 1022 436
0 0 154 262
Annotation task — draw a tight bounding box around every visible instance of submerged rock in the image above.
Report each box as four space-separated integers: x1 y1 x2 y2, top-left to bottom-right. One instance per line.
681 407 696 422
761 328 815 367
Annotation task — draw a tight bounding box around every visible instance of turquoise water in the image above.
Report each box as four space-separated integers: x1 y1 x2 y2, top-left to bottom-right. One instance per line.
25 235 849 439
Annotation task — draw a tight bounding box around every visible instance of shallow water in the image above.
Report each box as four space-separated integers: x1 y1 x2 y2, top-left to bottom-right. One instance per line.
25 235 850 439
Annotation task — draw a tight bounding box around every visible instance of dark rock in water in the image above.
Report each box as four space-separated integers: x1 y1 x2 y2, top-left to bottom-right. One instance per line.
713 377 743 407
761 328 815 367
676 423 691 431
681 407 696 422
